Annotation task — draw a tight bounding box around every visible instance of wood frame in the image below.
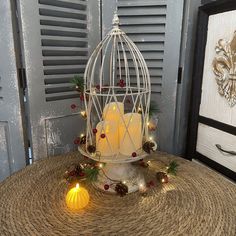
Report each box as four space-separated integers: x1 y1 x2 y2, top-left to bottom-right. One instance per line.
187 0 236 181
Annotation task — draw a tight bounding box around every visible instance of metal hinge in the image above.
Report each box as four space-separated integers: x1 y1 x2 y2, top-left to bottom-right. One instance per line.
177 67 182 84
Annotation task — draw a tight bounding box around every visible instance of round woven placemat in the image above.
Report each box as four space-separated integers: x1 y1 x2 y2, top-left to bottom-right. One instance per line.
0 152 235 236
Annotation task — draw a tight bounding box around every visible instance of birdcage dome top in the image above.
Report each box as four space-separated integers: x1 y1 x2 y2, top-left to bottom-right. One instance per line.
84 13 151 96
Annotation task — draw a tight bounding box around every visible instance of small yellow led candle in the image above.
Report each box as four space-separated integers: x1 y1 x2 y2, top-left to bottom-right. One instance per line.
119 113 142 156
66 183 90 210
96 121 119 156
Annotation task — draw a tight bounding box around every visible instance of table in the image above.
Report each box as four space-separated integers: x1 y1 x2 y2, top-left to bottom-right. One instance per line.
0 152 235 236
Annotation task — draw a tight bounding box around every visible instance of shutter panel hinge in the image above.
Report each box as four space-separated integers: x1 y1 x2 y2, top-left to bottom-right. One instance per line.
19 68 27 91
177 67 182 84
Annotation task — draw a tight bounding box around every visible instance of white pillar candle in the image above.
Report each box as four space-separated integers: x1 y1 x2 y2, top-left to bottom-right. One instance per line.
96 121 119 157
103 102 124 125
119 113 142 156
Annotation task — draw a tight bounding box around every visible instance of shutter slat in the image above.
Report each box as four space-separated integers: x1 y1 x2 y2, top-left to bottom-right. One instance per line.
41 38 87 47
126 34 164 43
44 74 81 79
43 56 87 66
39 0 86 10
45 82 73 87
121 25 165 34
39 4 87 15
118 6 166 16
40 16 87 29
41 25 87 32
119 16 166 25
118 0 166 7
39 8 86 20
45 91 80 102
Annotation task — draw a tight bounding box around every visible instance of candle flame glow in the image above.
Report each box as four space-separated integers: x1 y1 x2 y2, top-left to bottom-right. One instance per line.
76 183 80 189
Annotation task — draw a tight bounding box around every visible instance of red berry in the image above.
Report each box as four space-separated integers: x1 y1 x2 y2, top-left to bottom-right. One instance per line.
119 83 125 88
69 170 76 176
120 79 124 83
104 184 109 190
71 104 77 109
93 128 97 134
79 172 85 177
74 137 80 144
100 133 106 139
132 152 137 157
149 180 155 186
96 85 100 90
80 95 84 101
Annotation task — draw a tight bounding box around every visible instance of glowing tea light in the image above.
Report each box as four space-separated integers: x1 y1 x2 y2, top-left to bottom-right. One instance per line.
119 113 142 156
66 183 90 210
96 121 119 156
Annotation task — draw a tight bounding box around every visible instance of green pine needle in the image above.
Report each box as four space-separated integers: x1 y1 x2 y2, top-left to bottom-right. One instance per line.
149 101 160 117
167 161 179 176
84 167 100 182
71 75 84 92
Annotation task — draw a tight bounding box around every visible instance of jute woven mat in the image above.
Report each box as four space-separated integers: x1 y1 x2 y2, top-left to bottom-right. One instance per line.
0 152 235 236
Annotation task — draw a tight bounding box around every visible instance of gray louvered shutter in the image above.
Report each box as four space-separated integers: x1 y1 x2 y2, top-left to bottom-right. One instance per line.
17 0 100 160
103 0 184 153
0 0 27 181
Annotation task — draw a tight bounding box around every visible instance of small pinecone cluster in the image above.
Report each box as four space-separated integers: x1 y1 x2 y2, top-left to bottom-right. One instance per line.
80 136 86 145
115 182 128 197
156 171 168 183
64 164 85 184
143 141 155 154
87 145 96 154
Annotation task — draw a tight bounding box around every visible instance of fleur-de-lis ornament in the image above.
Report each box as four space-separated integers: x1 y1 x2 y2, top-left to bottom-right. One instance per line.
212 32 236 107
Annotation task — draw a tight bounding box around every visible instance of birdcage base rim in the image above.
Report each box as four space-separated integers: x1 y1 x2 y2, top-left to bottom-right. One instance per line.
78 146 148 164
93 162 145 194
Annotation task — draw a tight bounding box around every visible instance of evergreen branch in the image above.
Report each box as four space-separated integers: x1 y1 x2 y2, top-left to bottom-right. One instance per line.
71 75 84 93
149 101 160 117
166 161 179 176
84 167 100 182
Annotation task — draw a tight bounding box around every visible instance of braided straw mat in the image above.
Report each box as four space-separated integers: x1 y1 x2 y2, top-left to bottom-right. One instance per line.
0 151 235 236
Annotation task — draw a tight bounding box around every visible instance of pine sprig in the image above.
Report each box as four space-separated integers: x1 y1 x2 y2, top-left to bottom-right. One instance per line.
149 101 160 117
84 167 100 182
166 161 179 176
71 75 84 93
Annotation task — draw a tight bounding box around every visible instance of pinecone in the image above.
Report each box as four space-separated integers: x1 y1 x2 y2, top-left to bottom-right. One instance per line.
143 141 155 154
87 145 96 153
80 136 86 145
156 172 168 183
115 182 128 197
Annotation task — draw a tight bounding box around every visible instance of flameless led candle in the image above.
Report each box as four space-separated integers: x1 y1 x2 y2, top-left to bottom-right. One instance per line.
96 121 119 156
103 102 124 125
66 183 89 210
119 113 142 156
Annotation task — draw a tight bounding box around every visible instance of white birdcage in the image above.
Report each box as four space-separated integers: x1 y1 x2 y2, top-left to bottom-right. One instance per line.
79 13 153 193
